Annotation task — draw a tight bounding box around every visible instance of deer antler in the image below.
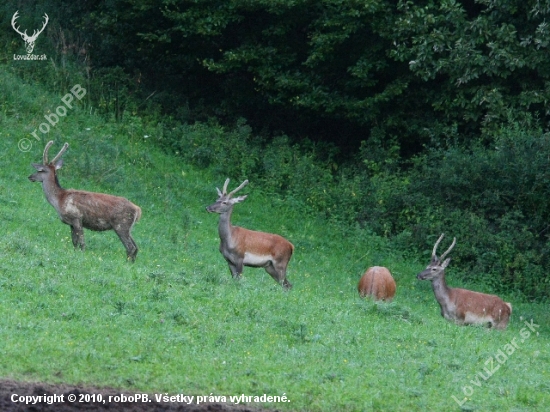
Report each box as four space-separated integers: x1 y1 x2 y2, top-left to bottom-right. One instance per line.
439 237 456 262
43 141 68 165
216 179 249 198
43 140 54 164
431 233 445 260
50 143 69 165
216 178 229 197
228 179 249 197
432 233 456 261
432 233 456 262
222 178 230 195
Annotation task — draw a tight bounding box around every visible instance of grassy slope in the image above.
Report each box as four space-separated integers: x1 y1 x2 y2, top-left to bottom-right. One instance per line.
0 68 549 411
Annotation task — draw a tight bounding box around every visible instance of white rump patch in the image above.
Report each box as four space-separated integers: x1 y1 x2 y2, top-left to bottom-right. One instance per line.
243 252 272 267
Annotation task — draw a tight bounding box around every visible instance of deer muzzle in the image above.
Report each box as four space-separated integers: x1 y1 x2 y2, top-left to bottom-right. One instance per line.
416 271 430 280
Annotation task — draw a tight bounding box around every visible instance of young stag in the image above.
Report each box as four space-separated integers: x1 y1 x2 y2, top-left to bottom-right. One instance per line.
206 179 294 289
358 266 396 302
417 234 511 329
29 141 141 261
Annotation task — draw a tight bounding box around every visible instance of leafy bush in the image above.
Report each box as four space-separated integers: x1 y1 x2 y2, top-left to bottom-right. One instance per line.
164 118 261 177
360 125 550 300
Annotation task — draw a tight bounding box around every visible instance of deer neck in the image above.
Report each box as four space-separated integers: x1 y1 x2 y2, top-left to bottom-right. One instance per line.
431 272 455 317
218 207 236 247
41 171 65 211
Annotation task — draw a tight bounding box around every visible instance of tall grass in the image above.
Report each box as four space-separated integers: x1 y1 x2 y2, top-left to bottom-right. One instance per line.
0 69 548 411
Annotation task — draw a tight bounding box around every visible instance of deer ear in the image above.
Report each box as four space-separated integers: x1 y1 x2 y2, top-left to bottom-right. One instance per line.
54 159 63 170
441 258 451 268
32 163 47 171
231 195 248 204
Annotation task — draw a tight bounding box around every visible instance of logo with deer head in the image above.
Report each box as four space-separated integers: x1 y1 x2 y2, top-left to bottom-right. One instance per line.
11 10 49 54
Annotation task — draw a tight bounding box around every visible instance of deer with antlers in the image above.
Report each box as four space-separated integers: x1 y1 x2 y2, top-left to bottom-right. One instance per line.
29 141 141 261
206 179 294 289
11 11 49 54
417 234 511 329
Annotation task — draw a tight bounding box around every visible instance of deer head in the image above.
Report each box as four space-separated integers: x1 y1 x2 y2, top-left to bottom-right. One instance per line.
416 233 456 281
12 11 49 54
28 141 68 183
206 178 249 214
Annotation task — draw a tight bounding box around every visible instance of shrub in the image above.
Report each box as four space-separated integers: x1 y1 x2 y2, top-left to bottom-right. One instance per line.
361 125 550 300
165 118 261 179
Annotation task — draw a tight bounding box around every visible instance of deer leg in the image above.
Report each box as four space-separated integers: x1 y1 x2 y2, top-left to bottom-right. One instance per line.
70 224 85 250
265 262 292 290
114 228 138 262
226 258 243 279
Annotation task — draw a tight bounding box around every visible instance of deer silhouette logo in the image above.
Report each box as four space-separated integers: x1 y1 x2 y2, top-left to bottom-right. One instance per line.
11 11 49 54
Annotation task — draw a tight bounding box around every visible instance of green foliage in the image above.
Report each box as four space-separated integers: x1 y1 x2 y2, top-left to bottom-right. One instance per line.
392 0 550 135
3 0 550 154
164 118 261 176
65 0 427 150
360 124 550 300
164 118 338 218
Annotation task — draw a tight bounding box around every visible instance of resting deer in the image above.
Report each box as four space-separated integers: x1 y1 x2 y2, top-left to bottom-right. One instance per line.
206 179 294 289
358 266 396 302
29 141 141 261
417 234 511 329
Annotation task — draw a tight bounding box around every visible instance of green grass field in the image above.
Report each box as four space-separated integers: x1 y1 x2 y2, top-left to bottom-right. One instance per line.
0 68 549 411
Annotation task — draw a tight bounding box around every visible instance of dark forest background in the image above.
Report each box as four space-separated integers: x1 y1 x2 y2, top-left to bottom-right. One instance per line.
3 0 550 300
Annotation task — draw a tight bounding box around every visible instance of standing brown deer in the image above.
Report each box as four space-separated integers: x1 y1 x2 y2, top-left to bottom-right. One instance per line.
206 178 294 289
358 266 396 302
29 141 141 261
417 234 511 329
